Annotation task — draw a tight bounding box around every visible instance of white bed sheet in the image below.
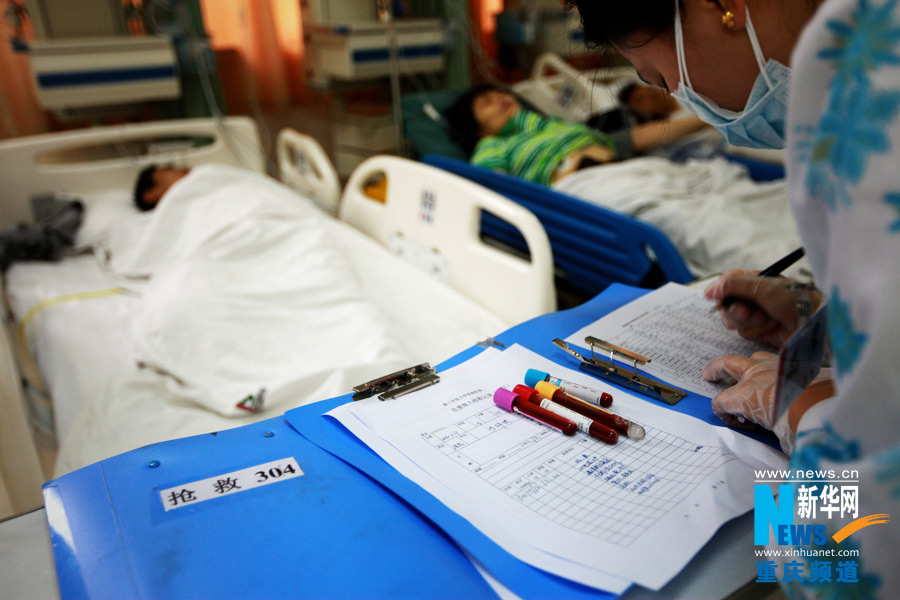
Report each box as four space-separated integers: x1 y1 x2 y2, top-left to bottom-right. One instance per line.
553 156 811 279
5 255 142 446
6 168 508 476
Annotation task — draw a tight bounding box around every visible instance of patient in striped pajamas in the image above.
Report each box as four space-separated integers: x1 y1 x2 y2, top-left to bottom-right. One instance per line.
444 85 708 186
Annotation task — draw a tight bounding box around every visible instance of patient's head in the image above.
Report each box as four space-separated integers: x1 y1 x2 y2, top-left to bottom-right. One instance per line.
134 164 191 211
444 84 520 156
618 82 680 121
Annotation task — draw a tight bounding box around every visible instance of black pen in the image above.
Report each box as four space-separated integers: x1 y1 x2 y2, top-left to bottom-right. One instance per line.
714 247 806 311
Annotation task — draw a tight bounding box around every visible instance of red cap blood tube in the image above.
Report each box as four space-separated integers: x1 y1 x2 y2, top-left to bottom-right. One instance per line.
524 369 613 407
513 385 617 444
533 382 645 440
493 388 576 435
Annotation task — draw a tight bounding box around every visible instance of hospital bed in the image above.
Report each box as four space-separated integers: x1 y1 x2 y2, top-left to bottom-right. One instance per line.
400 61 692 295
426 154 807 299
400 52 795 298
0 117 554 487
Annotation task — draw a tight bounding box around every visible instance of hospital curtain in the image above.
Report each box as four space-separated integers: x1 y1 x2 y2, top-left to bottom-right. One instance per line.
471 0 503 71
0 22 50 139
199 0 305 112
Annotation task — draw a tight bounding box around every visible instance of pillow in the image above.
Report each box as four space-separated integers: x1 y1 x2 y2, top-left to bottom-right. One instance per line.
401 88 553 161
75 190 152 251
401 90 469 161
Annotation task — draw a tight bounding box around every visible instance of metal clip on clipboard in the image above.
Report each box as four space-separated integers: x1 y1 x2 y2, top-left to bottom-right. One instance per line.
351 363 440 401
551 337 687 405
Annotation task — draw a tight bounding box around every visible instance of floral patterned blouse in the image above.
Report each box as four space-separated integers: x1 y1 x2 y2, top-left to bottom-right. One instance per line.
783 0 900 597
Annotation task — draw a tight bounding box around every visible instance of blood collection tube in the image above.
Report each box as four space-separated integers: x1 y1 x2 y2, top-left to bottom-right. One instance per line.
513 385 617 445
524 369 613 407
493 388 576 435
532 381 646 440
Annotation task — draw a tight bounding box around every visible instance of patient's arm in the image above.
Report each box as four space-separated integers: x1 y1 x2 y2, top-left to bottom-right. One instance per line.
629 115 710 153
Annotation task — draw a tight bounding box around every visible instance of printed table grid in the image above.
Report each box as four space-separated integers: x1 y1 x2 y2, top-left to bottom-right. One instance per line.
421 405 738 547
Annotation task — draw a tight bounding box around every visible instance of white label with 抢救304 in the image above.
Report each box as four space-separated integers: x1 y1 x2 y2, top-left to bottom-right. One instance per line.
158 457 303 511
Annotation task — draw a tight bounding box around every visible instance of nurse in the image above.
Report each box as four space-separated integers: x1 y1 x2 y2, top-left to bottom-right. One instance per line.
568 0 899 596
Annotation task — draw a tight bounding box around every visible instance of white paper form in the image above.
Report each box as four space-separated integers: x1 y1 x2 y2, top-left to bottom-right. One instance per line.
329 345 787 591
565 283 769 398
337 355 632 596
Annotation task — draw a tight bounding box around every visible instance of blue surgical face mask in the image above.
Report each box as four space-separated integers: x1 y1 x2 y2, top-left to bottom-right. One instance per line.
671 2 791 149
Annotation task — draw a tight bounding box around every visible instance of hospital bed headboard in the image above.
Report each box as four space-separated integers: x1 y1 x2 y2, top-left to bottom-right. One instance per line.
512 52 638 123
0 117 264 228
340 156 556 323
423 155 695 295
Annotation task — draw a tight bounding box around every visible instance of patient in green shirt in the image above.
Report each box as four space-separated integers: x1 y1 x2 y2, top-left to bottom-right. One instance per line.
444 84 708 186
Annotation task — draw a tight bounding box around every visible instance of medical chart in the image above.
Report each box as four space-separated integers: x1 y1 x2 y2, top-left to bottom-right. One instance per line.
329 345 786 591
565 282 770 398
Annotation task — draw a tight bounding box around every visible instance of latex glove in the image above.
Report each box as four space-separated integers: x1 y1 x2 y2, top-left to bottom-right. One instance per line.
704 270 823 348
703 352 834 454
703 351 779 430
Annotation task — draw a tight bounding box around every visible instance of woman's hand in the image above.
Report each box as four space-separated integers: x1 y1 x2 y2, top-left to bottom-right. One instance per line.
705 270 823 348
703 351 834 454
703 351 780 429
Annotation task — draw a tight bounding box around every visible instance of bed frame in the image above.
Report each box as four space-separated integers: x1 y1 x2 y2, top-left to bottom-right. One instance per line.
277 128 341 215
0 117 264 227
0 117 273 517
0 119 558 514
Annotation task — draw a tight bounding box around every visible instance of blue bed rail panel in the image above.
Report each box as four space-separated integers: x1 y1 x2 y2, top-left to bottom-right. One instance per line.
422 155 694 296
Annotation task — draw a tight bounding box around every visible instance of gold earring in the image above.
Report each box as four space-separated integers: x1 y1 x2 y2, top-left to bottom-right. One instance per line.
722 10 735 28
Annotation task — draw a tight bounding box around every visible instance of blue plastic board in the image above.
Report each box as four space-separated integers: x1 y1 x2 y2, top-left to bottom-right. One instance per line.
43 417 498 600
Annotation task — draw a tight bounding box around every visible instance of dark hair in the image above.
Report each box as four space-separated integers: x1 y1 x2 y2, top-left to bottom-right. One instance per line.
586 107 633 133
442 84 502 158
565 0 676 49
617 81 640 105
133 164 157 211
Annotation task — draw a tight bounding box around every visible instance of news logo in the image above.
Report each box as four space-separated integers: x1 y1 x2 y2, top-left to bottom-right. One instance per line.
755 482 860 546
752 469 889 586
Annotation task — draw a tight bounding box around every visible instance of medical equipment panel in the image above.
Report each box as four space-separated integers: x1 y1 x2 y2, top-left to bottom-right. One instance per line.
26 36 179 111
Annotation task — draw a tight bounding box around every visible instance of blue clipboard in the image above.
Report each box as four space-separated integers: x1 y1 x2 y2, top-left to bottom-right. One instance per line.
44 416 499 599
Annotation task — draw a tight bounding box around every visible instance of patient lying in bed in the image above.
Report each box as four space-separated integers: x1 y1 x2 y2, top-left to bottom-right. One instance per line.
443 85 710 185
133 164 192 210
20 164 505 475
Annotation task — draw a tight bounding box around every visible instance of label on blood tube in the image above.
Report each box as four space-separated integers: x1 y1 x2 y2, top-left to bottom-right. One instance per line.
512 407 567 433
539 399 593 434
548 377 605 406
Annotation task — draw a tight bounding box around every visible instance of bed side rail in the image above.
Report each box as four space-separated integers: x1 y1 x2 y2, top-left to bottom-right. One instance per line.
276 128 341 216
340 156 556 324
422 155 694 296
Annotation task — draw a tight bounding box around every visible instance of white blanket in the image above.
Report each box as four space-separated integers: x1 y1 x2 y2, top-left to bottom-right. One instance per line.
105 165 409 417
46 166 505 475
554 157 810 279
